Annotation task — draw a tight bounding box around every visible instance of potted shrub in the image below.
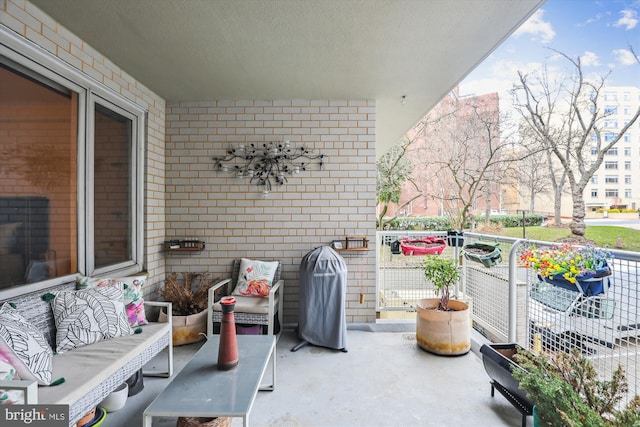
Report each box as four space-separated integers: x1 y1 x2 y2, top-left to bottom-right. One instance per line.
415 255 470 356
512 348 640 426
159 272 216 346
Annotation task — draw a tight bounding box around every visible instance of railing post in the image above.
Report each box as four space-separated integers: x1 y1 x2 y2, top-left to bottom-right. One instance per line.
508 239 525 342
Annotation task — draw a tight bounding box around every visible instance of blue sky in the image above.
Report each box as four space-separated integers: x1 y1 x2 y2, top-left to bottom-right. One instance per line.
460 0 640 99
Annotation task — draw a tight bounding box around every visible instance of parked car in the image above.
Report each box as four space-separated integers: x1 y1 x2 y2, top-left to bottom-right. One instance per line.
528 265 639 354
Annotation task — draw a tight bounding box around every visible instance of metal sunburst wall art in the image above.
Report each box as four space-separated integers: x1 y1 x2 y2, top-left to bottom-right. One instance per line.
212 141 324 197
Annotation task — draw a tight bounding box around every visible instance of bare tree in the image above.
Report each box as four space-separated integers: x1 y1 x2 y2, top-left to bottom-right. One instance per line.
512 50 640 237
516 125 567 224
413 91 514 230
376 137 421 230
518 150 552 214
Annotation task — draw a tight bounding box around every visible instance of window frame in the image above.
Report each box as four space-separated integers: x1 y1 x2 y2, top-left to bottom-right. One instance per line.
0 26 145 298
88 94 145 277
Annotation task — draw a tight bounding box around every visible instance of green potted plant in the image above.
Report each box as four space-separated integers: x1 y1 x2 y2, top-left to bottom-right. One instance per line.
415 255 470 356
513 349 640 426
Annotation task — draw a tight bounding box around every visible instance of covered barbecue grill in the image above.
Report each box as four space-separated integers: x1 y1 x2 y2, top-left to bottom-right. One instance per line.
292 246 348 352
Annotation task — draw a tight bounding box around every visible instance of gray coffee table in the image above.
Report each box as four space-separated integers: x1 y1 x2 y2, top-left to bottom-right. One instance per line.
143 334 276 427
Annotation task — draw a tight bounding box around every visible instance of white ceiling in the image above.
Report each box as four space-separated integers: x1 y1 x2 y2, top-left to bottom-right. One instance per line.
30 0 544 157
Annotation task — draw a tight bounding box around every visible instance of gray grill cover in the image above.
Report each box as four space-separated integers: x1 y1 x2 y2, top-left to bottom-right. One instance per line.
297 246 348 350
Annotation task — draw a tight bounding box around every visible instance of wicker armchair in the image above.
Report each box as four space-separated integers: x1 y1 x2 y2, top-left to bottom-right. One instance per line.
207 259 283 339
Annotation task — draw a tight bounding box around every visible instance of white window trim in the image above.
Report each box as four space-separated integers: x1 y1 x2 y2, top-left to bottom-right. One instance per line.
0 26 146 299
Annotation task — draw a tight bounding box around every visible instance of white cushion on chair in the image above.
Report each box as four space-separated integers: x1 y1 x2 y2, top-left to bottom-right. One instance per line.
213 295 270 314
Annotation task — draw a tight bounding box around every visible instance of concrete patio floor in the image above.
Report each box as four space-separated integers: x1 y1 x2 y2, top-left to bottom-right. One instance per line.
101 326 531 427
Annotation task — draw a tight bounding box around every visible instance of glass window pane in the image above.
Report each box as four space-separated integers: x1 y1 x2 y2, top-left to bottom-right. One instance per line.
0 64 78 289
93 104 132 268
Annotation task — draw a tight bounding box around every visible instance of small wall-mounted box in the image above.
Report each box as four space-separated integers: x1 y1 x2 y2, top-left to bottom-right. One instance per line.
163 239 206 251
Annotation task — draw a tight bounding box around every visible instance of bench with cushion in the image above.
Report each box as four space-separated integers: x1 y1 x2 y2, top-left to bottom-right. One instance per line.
0 278 173 426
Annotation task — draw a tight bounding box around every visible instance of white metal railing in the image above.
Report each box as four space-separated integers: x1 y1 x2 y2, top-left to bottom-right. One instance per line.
376 230 640 399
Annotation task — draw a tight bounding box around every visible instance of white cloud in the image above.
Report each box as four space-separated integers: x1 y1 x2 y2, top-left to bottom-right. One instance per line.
513 9 556 44
613 48 637 65
459 60 547 110
580 13 603 26
613 9 638 30
581 51 601 67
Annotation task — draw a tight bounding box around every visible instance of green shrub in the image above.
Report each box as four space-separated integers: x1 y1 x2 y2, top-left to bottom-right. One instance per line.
383 216 451 231
513 349 640 426
380 214 545 231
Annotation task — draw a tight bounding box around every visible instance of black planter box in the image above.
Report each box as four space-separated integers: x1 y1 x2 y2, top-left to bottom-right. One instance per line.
479 343 533 427
446 230 464 247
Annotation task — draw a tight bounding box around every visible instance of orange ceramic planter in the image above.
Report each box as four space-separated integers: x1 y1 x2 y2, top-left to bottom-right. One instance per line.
416 298 470 356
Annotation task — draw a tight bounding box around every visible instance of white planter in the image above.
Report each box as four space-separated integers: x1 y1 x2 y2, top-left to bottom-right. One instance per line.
100 383 128 413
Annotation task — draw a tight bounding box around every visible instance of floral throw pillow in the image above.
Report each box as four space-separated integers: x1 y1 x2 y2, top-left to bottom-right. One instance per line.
76 276 148 327
0 303 53 386
231 259 278 297
115 277 148 327
51 286 133 353
0 354 23 404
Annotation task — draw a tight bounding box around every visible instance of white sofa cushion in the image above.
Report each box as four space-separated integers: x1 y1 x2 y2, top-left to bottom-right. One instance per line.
38 322 168 407
213 295 271 314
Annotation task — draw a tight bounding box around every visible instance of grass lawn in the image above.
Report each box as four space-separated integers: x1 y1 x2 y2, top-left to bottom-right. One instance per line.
494 226 640 252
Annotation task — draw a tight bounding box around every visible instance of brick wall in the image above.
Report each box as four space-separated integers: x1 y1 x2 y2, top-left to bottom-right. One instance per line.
2 2 379 325
166 100 377 324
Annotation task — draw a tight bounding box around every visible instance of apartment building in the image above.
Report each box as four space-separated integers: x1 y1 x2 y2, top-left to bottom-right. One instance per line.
587 86 640 212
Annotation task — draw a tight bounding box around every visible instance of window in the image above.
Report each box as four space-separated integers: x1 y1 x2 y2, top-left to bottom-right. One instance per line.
0 32 145 293
604 106 617 115
625 161 632 170
604 133 617 142
625 189 632 198
604 161 618 170
625 175 632 184
591 189 598 197
606 147 618 156
605 176 618 184
604 120 618 129
591 146 597 155
625 147 631 156
591 175 598 184
604 92 617 101
93 103 135 270
624 135 631 143
605 189 619 198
